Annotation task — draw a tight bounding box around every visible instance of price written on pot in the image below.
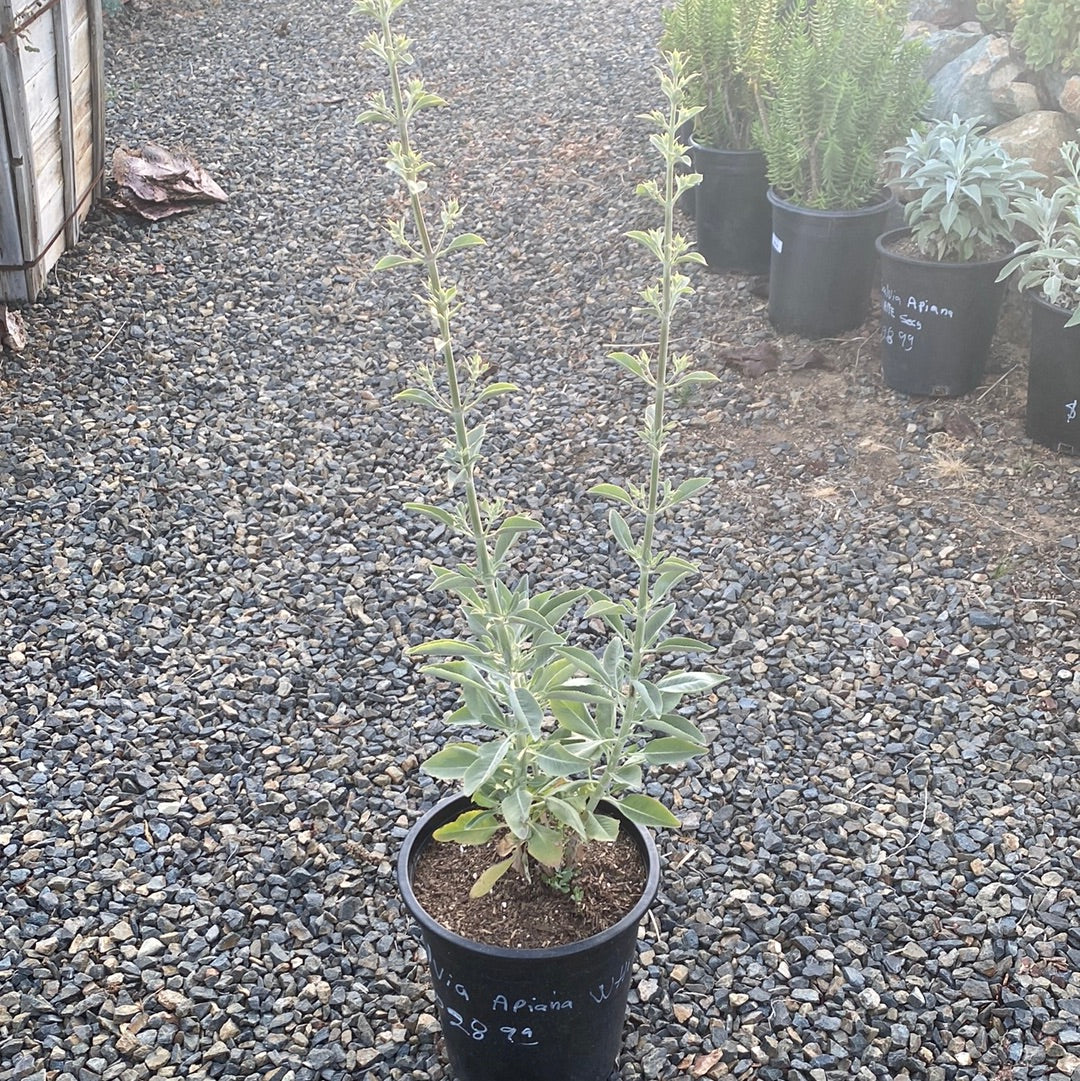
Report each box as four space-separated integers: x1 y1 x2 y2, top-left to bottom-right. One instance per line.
428 956 635 1048
881 283 956 352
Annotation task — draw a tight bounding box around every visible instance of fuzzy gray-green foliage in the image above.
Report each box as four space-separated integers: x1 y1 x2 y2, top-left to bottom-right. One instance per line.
888 115 1041 262
999 141 1080 327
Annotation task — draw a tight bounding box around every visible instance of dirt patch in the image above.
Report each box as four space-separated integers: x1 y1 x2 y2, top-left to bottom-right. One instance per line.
660 265 1080 602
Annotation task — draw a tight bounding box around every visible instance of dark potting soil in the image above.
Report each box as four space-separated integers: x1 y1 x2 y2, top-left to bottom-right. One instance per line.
884 232 1012 263
410 832 646 949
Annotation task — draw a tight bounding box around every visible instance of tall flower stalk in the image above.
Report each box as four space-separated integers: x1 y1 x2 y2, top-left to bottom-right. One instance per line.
358 0 721 897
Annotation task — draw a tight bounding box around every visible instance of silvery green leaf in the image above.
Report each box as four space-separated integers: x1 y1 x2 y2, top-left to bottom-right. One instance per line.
643 603 677 647
501 788 532 838
643 712 708 745
395 387 441 409
547 678 609 704
422 660 490 692
613 794 680 829
444 232 485 251
657 671 722 694
641 737 706 765
421 742 479 780
462 737 510 794
589 482 635 507
469 856 515 898
609 508 637 557
526 824 564 868
550 700 602 740
608 350 650 380
535 742 592 778
632 679 664 719
403 501 456 526
409 638 487 658
474 381 517 403
507 684 543 739
555 646 612 686
668 477 710 505
373 253 418 271
654 635 716 654
610 762 642 789
544 797 588 838
433 808 500 845
583 811 620 842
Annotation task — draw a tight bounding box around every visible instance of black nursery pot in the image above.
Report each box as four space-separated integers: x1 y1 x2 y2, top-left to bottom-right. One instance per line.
1026 295 1080 455
676 120 696 220
397 795 660 1081
876 228 1011 397
692 142 771 274
767 188 896 338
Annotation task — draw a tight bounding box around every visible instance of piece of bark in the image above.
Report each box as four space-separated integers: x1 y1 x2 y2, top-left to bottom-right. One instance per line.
789 347 828 371
107 143 228 219
719 341 780 378
1 305 28 353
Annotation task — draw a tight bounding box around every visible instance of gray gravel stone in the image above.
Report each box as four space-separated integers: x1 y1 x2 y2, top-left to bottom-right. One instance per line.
1 1 1079 1081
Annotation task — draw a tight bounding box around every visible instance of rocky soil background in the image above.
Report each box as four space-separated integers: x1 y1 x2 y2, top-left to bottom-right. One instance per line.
1 1 1079 1081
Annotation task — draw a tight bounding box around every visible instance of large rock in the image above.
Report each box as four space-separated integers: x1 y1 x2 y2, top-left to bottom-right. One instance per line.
989 111 1079 189
910 21 985 80
1058 76 1080 124
928 34 1023 125
909 0 977 25
992 78 1043 121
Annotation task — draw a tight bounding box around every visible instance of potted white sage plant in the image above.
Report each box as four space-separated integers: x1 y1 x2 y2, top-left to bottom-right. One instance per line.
876 115 1041 397
356 0 722 1079
998 139 1080 454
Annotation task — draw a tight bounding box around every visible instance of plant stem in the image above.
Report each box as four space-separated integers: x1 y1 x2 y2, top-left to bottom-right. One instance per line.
585 80 684 816
378 6 497 593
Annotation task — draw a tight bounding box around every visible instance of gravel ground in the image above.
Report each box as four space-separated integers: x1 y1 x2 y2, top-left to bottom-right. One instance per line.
2 1 1080 1079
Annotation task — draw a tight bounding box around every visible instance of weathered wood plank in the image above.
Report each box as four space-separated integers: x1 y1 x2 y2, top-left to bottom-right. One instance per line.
1 0 103 301
51 0 76 245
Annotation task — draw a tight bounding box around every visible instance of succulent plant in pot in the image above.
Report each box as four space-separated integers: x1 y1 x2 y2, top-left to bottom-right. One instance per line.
997 139 1080 454
659 0 785 273
357 1 722 1078
753 0 930 337
876 115 1042 397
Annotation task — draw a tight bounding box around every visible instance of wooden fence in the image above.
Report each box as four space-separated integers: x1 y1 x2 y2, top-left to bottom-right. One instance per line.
0 0 105 303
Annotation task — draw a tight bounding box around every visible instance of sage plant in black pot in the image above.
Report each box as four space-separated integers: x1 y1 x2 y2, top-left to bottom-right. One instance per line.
357 2 722 1079
876 116 1040 397
998 140 1080 454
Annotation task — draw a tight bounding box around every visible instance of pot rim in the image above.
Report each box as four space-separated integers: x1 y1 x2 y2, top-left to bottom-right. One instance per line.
767 186 896 218
687 137 765 160
1028 290 1080 322
875 227 1015 270
397 793 661 961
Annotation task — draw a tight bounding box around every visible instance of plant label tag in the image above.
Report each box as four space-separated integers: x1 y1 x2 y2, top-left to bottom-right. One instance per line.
771 234 782 254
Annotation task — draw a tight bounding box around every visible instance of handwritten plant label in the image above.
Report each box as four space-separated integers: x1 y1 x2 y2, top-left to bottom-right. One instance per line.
880 283 955 353
427 955 634 1050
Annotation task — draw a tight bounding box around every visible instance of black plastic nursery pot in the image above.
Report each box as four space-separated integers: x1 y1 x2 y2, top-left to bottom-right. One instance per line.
767 188 896 339
1026 295 1080 455
397 795 661 1081
692 142 771 274
875 228 1011 397
676 120 696 221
